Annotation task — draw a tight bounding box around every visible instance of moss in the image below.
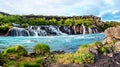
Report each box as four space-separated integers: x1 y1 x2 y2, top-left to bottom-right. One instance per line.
77 44 90 54
55 44 95 64
34 43 50 55
74 53 94 64
0 23 13 34
99 46 107 55
2 45 27 59
36 57 43 64
4 60 17 67
21 23 28 28
89 41 102 47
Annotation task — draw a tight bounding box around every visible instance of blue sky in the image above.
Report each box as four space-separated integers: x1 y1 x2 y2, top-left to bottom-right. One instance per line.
0 0 120 21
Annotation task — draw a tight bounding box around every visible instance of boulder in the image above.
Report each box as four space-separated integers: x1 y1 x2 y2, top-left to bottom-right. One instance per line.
104 26 120 39
114 41 120 52
103 37 116 44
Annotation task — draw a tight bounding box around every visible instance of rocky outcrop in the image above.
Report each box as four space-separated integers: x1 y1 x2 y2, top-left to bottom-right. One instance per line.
104 26 120 39
104 26 120 53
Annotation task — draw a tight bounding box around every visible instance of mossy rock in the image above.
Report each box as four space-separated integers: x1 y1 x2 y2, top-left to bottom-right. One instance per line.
74 53 95 64
99 46 107 55
34 43 50 55
2 45 27 59
18 62 40 67
4 60 17 67
89 41 102 47
76 44 90 53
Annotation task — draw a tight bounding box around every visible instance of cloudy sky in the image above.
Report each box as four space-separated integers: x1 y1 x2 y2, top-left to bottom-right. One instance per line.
0 0 120 21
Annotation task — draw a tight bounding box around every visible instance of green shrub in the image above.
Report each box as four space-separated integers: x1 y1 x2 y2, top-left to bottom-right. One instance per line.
89 41 102 47
74 53 94 64
21 23 28 28
99 46 107 55
36 57 43 64
2 45 27 59
77 44 89 53
17 62 40 67
4 60 17 67
0 23 13 33
24 63 40 67
34 43 50 55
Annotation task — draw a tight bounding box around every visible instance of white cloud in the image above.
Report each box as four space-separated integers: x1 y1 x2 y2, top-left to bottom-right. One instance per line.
0 0 120 21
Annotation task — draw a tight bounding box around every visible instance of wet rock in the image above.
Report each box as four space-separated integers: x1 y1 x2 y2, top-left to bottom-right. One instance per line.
51 50 65 54
28 52 36 57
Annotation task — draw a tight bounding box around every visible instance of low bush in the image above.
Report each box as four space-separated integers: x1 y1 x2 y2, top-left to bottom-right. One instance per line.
89 41 102 47
99 46 107 55
21 23 28 28
74 53 94 64
4 60 17 67
34 43 50 55
0 23 13 34
2 45 27 59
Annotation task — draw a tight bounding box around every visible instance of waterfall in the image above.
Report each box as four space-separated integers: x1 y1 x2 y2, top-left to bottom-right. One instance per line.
88 28 92 34
82 24 86 35
7 25 100 36
73 26 76 34
7 27 30 36
7 25 67 36
57 26 67 35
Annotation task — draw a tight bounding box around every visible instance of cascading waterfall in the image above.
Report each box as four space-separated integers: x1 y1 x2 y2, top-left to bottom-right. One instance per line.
82 24 86 35
73 26 76 34
7 27 30 36
88 28 92 34
7 25 100 36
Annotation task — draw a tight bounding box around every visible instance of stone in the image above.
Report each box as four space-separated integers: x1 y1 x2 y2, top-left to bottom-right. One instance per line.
104 26 120 39
107 53 113 58
89 46 98 54
114 41 120 52
103 37 116 44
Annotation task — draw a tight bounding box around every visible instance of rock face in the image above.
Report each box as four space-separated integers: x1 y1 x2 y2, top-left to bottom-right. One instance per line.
104 26 120 39
104 26 120 52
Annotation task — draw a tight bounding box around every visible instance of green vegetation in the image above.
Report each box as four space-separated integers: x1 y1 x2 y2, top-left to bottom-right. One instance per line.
34 43 50 55
0 13 101 28
103 21 120 30
0 23 13 34
55 44 95 64
1 44 51 67
0 41 117 66
55 41 115 64
2 45 27 59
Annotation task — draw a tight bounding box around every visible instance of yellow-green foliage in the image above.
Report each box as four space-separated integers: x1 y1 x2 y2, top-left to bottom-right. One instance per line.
4 56 44 67
0 23 13 33
55 53 74 64
55 41 107 64
55 44 95 64
89 41 102 47
2 45 27 58
34 43 50 55
76 44 90 53
4 61 40 67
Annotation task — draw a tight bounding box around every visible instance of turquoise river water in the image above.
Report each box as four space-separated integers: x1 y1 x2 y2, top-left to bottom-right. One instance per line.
0 33 105 52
